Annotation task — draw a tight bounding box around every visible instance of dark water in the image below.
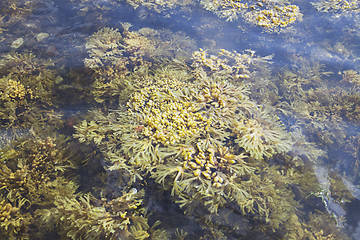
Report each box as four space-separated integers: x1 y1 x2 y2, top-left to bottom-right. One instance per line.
1 0 360 239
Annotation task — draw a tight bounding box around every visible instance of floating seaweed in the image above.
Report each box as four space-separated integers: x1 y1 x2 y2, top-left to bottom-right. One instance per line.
312 0 360 13
200 0 303 31
192 48 273 80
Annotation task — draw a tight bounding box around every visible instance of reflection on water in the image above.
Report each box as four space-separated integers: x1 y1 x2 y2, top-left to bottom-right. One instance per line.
1 0 360 239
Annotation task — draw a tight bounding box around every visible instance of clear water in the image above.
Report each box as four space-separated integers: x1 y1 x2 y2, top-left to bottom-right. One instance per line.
1 0 360 239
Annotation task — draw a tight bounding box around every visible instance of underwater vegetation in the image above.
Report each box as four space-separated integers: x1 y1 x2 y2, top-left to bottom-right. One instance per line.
124 0 194 14
84 24 195 104
0 130 78 239
311 0 360 13
1 0 360 239
233 106 292 160
0 0 37 34
0 128 166 240
69 0 303 32
192 48 273 80
38 188 169 240
73 44 348 238
268 56 360 182
200 0 303 31
0 51 59 129
69 0 194 22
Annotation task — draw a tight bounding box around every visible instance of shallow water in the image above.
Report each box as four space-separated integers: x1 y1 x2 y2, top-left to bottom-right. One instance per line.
1 0 360 239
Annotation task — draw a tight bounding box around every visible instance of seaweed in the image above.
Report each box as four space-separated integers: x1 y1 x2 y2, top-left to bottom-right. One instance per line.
312 0 360 13
73 51 311 235
0 129 82 239
233 106 292 160
0 197 31 240
0 0 36 34
0 51 59 129
84 25 196 104
124 0 194 14
192 48 273 80
0 133 75 209
200 0 303 32
37 189 165 240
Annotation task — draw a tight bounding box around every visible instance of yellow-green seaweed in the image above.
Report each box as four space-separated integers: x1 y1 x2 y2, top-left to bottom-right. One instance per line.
84 25 196 104
200 0 303 31
312 0 359 13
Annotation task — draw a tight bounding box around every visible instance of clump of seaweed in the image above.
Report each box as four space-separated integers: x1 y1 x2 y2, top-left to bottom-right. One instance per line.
73 43 359 237
84 27 125 70
233 106 292 160
284 212 349 240
0 0 36 34
84 24 196 104
38 188 168 240
74 53 303 234
340 69 360 88
0 76 34 127
200 0 303 31
125 0 193 14
0 51 56 102
0 129 81 239
192 48 273 80
0 51 59 128
85 24 195 73
270 55 360 192
311 0 359 13
275 56 360 145
0 134 75 209
0 197 31 239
